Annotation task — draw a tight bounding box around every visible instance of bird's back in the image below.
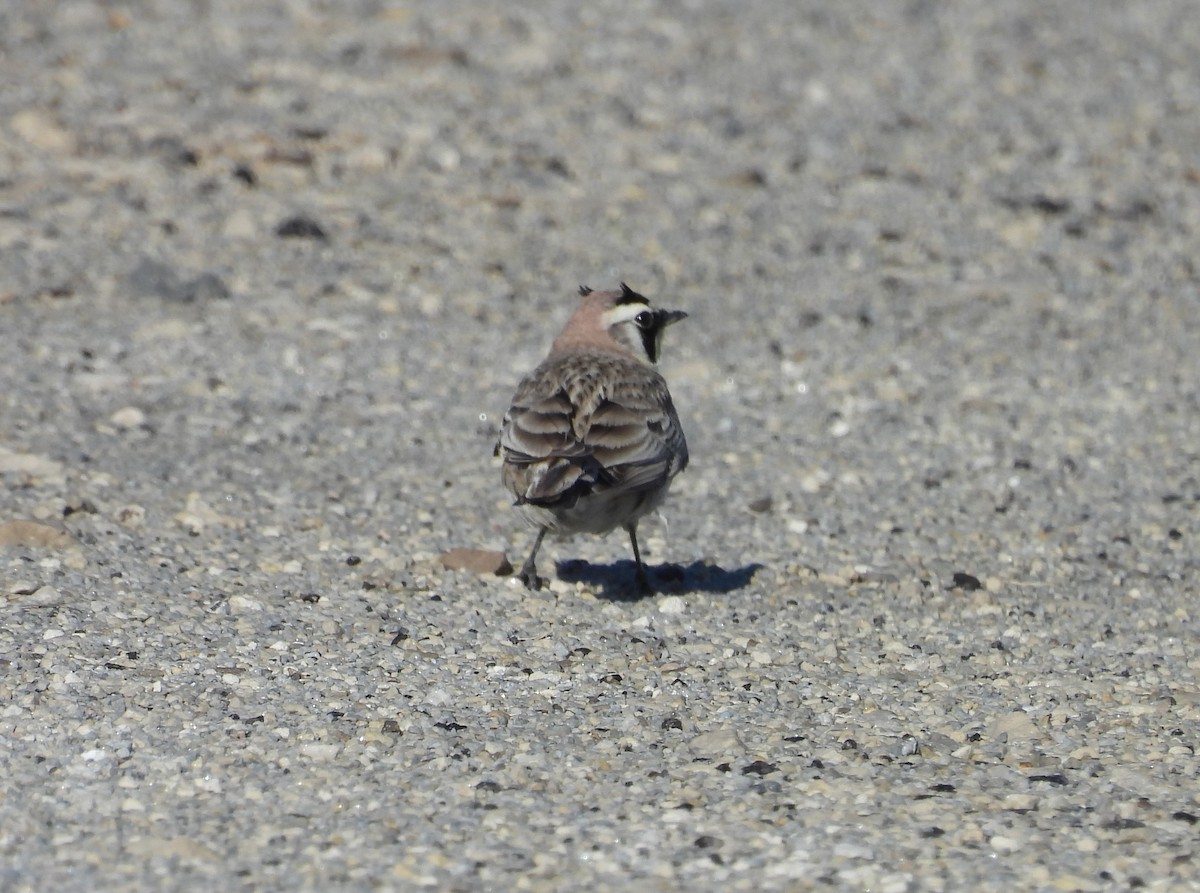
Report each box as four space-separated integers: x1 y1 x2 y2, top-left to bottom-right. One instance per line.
499 349 688 523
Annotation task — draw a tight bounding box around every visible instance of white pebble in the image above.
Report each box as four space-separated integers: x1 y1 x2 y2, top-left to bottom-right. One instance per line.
990 835 1021 854
658 595 686 615
110 406 146 429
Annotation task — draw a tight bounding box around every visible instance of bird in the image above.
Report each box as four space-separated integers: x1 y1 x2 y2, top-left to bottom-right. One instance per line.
496 282 689 593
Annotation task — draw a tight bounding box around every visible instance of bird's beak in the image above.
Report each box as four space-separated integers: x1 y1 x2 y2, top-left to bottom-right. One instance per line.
661 310 688 327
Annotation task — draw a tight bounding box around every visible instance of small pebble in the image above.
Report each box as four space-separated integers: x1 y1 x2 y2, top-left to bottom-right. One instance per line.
658 595 686 615
110 406 146 429
439 548 513 576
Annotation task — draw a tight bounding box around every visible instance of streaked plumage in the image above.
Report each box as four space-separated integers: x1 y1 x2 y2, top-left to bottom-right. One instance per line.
497 283 689 591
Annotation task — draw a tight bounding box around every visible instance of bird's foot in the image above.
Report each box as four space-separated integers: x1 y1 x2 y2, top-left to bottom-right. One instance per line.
517 565 545 591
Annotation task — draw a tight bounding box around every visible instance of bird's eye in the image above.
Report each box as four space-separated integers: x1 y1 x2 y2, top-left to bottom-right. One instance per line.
634 311 653 328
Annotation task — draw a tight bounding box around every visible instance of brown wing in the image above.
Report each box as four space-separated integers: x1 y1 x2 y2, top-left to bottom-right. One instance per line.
499 353 687 507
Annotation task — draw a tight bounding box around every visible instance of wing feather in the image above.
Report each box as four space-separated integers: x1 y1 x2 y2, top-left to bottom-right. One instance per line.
499 352 687 509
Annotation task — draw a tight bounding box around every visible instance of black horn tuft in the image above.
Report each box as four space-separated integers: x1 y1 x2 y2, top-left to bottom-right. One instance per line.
616 282 649 305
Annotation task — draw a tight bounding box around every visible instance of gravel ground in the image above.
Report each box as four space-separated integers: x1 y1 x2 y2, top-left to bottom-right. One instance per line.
2 1 1199 890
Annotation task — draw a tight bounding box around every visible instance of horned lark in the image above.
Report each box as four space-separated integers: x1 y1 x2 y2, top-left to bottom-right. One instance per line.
497 283 689 592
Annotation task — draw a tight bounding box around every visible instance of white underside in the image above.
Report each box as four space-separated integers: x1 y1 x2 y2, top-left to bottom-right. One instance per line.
516 484 670 537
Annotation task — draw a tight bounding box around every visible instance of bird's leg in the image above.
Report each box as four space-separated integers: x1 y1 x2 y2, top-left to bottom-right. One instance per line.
627 524 653 594
517 527 548 590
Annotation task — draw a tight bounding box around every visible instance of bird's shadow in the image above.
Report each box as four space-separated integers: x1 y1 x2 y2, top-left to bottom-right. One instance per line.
554 559 763 602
